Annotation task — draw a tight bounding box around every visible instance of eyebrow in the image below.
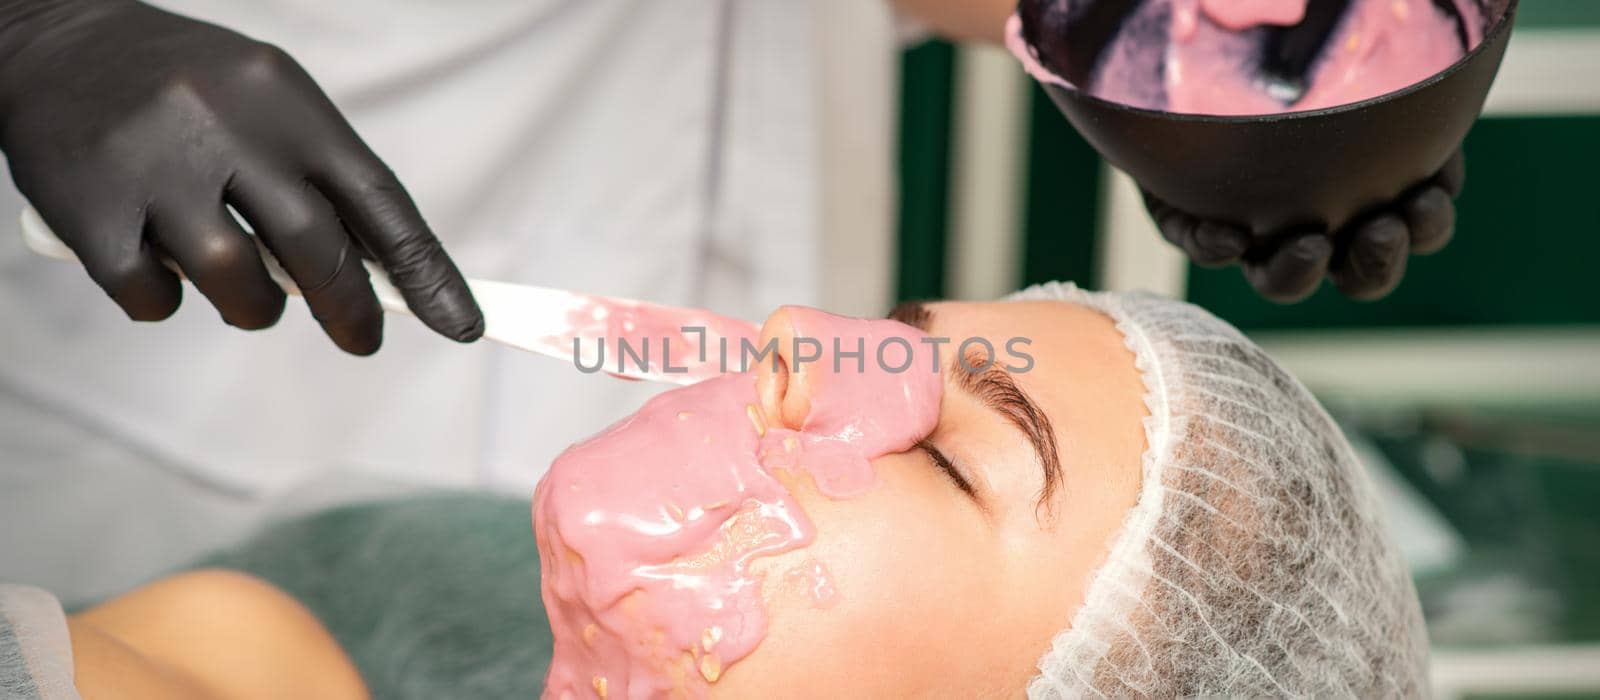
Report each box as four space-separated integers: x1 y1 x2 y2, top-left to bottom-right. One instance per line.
888 302 1064 511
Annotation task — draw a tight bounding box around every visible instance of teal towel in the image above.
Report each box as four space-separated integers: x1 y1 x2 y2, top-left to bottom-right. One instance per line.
202 493 551 699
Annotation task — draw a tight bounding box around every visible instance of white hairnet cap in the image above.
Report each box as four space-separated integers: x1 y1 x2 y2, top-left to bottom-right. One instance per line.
1007 282 1428 698
1 585 80 699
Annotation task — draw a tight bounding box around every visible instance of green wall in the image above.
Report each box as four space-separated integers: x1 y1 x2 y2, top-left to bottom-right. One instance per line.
896 42 956 302
1020 84 1103 292
1517 0 1600 27
1189 116 1600 330
895 43 1105 303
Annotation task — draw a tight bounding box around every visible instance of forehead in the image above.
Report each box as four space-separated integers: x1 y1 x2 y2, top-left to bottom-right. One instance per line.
921 300 1130 381
925 299 1147 501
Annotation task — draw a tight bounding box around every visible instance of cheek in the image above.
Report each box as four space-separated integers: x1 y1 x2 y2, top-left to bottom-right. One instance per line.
712 454 1007 696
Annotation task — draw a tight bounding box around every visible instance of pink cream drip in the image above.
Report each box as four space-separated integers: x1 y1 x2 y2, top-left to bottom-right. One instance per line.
1006 0 1486 116
534 307 941 698
1294 0 1483 111
782 559 840 610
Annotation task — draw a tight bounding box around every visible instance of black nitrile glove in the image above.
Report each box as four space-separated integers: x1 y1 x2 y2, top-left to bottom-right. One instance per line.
0 0 482 354
1144 151 1465 303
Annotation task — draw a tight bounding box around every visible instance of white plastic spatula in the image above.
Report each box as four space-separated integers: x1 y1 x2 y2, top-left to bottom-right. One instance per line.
19 207 756 385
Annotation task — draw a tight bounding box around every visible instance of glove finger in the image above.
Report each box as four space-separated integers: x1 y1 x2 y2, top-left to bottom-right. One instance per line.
1403 185 1456 255
1187 220 1251 267
1154 206 1198 250
1143 189 1248 267
49 207 182 322
1140 187 1171 219
1435 150 1466 197
228 171 384 355
1143 188 1191 244
314 157 483 343
1330 214 1410 301
149 200 287 330
1242 231 1333 303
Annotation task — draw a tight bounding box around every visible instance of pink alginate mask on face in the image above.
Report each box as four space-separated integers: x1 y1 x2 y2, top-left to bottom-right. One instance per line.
1007 0 1484 116
534 307 942 699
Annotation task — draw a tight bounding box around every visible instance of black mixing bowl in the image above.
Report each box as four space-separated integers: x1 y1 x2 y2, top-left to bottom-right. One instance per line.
1023 0 1519 237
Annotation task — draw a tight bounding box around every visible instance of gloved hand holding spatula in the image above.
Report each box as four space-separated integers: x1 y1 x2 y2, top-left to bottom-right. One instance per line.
0 0 483 354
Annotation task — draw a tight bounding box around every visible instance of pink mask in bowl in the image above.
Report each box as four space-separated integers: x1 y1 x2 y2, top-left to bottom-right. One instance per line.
1008 0 1483 116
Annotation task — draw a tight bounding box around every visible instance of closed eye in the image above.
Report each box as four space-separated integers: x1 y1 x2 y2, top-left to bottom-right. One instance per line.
919 439 976 498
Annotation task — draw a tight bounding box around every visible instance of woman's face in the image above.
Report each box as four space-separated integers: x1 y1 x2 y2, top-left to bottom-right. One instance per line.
537 300 1147 698
717 300 1147 697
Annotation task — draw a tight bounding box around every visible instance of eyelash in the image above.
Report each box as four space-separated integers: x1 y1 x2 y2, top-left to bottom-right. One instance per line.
918 439 976 497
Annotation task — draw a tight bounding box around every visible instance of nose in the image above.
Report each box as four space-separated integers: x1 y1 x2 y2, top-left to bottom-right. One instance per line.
754 307 812 431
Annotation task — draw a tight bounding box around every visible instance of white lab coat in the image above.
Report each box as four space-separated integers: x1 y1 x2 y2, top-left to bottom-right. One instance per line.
0 0 902 600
